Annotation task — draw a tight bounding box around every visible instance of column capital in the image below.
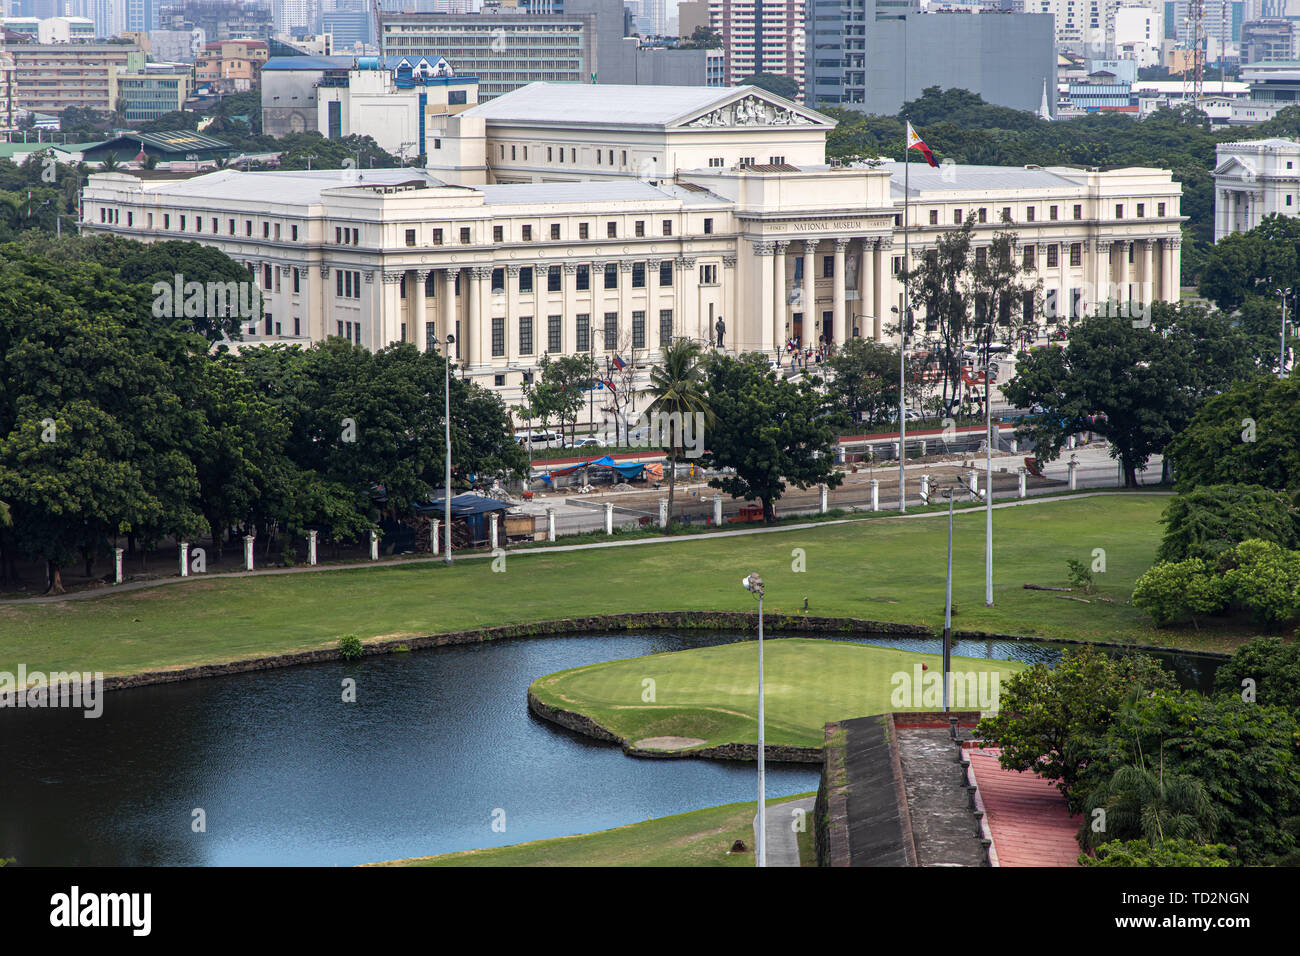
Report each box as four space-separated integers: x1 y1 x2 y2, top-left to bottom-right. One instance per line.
364 271 376 283
319 265 331 277
803 239 819 256
722 255 737 269
645 257 660 269
279 264 292 275
413 268 431 281
620 260 635 273
674 256 695 269
563 262 578 275
470 265 493 280
505 264 521 277
833 237 851 252
774 239 791 254
1166 237 1183 250
752 240 775 256
877 236 894 251
382 271 403 284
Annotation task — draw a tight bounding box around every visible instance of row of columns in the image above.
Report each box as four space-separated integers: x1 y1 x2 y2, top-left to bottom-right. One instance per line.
1095 237 1179 308
755 235 893 352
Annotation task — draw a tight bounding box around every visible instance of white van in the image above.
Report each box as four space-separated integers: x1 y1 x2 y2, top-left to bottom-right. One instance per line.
516 431 562 449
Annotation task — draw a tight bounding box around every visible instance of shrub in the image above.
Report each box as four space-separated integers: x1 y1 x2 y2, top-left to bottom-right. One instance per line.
1066 558 1095 594
338 634 363 661
1157 484 1297 563
1080 839 1232 867
1220 539 1300 628
1214 636 1300 717
1131 558 1209 626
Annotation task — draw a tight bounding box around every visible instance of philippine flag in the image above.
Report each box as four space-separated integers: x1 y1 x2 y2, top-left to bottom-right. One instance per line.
906 122 940 169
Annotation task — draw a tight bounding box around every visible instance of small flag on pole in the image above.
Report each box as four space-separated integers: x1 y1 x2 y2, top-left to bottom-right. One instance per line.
906 122 940 169
612 355 626 371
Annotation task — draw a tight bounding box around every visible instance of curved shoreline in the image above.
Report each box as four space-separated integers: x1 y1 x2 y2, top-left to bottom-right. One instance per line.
91 609 1231 695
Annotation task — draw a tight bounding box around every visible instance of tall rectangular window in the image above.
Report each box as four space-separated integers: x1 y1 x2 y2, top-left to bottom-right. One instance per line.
604 312 617 348
491 316 505 356
632 262 645 288
604 263 618 289
659 261 673 286
577 313 590 352
547 315 562 353
520 267 533 293
579 222 589 239
1023 246 1036 270
659 309 672 346
548 266 562 292
576 264 590 291
1047 244 1059 268
632 310 645 349
520 315 534 355
1070 243 1082 267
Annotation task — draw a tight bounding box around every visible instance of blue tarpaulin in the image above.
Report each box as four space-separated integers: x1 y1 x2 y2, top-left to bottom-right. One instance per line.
548 456 644 479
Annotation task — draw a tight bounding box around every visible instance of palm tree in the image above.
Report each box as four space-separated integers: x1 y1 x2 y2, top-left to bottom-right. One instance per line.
1082 745 1218 850
642 338 713 528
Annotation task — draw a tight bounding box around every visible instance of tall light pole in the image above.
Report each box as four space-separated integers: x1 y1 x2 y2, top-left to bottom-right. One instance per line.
742 572 766 867
943 486 955 712
1278 287 1291 379
984 360 994 607
433 333 456 564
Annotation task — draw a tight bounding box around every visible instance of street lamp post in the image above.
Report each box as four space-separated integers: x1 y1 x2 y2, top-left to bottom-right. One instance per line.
943 486 955 712
433 333 456 564
742 572 766 867
985 359 994 607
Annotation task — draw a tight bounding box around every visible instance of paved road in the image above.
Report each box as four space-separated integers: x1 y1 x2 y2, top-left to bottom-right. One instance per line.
755 796 816 867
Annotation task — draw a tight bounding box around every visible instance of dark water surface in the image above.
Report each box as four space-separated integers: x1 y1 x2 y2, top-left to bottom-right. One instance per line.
0 630 1221 866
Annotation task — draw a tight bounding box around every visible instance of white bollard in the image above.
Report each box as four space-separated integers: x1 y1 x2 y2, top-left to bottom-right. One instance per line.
243 534 255 571
919 439 927 457
835 445 846 465
546 508 556 542
1009 438 1018 454
1068 459 1078 491
819 485 829 514
604 502 614 535
114 547 124 584
1018 467 1027 499
920 474 930 504
713 494 723 526
893 441 900 460
370 530 379 561
870 479 880 512
489 513 499 550
179 541 189 577
308 529 318 566
430 519 440 556
658 498 668 529
967 470 978 495
1067 435 1076 450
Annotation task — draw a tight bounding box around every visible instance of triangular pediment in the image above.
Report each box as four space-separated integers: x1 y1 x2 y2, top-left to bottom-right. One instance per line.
669 89 833 131
1214 155 1258 180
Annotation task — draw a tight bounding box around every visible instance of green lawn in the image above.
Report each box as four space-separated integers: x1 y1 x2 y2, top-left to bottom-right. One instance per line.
374 792 817 867
531 638 1025 749
0 495 1253 680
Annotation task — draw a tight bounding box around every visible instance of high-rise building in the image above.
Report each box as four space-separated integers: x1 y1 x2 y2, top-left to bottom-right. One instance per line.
806 0 1056 116
709 0 805 93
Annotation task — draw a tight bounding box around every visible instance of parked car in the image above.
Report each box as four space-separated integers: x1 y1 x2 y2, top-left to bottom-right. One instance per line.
568 437 604 450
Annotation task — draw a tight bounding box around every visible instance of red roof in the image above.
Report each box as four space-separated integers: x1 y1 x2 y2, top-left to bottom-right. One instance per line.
967 747 1081 867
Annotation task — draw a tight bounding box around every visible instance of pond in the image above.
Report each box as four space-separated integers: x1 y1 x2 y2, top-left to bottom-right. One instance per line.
0 630 1221 866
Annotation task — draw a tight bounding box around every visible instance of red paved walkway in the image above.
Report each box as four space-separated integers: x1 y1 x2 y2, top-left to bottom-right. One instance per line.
967 747 1081 867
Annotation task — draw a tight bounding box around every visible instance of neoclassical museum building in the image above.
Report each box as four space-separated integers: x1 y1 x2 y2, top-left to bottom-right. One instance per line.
81 81 1184 402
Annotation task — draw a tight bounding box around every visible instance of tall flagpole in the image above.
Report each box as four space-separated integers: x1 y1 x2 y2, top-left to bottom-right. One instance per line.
899 126 909 514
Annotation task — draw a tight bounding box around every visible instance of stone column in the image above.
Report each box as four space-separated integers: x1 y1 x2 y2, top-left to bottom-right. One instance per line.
179 541 189 577
1141 240 1154 310
1068 457 1079 491
658 497 669 529
243 534 255 571
546 508 556 542
114 547 124 584
819 484 829 513
381 271 403 347
505 264 520 361
489 512 499 550
753 241 775 354
713 494 723 526
870 479 880 511
474 266 495 367
411 269 427 345
604 502 614 535
1166 238 1181 300
858 237 874 338
721 255 736 349
773 241 789 348
1093 240 1111 317
832 237 848 345
440 268 456 357
1017 467 1027 498
431 518 440 555
802 239 818 340
369 530 379 561
308 529 318 565
1112 241 1127 306
875 238 892 341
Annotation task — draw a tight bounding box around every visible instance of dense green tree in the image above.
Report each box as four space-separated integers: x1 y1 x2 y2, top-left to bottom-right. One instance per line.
1214 636 1300 718
703 353 842 523
1004 304 1254 486
1165 375 1300 491
1156 484 1298 562
974 646 1177 808
1080 839 1233 867
1080 762 1219 851
824 338 900 426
